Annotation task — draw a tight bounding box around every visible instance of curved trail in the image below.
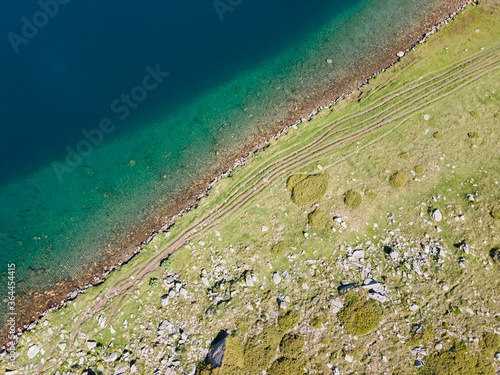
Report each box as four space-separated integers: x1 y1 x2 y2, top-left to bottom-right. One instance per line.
36 48 499 373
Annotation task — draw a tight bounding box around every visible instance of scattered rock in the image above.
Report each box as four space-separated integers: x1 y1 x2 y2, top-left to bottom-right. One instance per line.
161 294 169 307
351 250 365 261
113 365 129 375
272 272 282 284
245 274 254 287
27 345 40 359
86 341 97 350
345 354 354 363
432 209 443 221
397 51 405 57
107 351 118 362
411 347 428 356
435 342 443 351
331 298 344 314
410 304 420 312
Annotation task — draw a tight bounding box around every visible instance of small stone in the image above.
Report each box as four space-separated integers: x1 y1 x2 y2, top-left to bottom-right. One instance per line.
261 226 268 232
27 345 40 359
414 360 424 367
397 51 405 57
432 209 443 221
345 354 354 363
410 304 420 312
179 288 188 297
245 274 254 287
411 347 427 356
107 352 118 362
333 216 342 223
369 292 387 303
435 342 443 351
215 230 220 237
161 294 169 307
114 365 129 375
494 352 500 361
58 343 66 351
326 59 333 64
423 114 430 121
351 250 365 261
442 285 449 292
86 341 97 350
272 272 281 284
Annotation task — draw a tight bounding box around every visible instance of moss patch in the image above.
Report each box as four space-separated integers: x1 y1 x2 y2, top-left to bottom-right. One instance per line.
491 209 500 220
433 132 442 139
308 209 327 228
286 175 307 192
421 341 494 375
364 188 376 199
390 171 408 188
290 174 329 206
414 165 425 174
337 294 382 336
267 357 304 375
278 311 301 331
279 333 304 358
344 190 362 208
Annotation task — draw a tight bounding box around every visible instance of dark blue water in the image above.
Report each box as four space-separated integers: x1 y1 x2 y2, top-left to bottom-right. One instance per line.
0 0 356 184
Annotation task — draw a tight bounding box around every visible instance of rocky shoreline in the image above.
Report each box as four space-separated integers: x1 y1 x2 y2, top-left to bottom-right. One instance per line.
0 0 475 351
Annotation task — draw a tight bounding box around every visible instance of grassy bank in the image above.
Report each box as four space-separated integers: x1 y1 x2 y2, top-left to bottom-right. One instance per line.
2 1 500 374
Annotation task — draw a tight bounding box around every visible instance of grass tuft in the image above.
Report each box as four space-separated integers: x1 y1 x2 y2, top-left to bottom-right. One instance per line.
308 209 327 228
290 174 329 206
390 171 407 188
344 190 362 208
337 294 381 336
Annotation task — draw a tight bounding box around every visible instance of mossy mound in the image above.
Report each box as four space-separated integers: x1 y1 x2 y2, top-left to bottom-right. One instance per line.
195 362 212 375
271 241 287 255
290 174 329 206
433 132 442 139
243 325 282 372
344 190 362 208
480 332 500 351
400 152 409 159
279 333 304 358
337 295 381 336
278 311 301 331
267 357 304 375
308 209 327 228
286 175 307 192
467 131 479 138
212 336 245 375
310 316 323 329
364 188 376 199
470 110 479 117
490 209 500 220
414 165 425 174
390 171 407 188
422 341 494 375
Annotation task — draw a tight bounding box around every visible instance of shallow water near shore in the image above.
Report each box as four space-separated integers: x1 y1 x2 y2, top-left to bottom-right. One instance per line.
0 0 465 336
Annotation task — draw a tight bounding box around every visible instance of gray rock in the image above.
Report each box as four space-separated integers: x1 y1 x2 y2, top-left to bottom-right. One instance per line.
369 292 387 303
272 272 281 284
432 209 443 221
107 351 118 362
410 304 420 312
411 347 428 356
397 51 405 57
351 250 365 261
414 360 424 367
27 344 40 359
245 274 254 287
435 342 443 351
206 332 228 368
158 320 176 335
86 341 97 350
113 365 129 375
338 283 358 295
494 352 500 361
331 298 344 314
363 279 385 295
160 294 169 307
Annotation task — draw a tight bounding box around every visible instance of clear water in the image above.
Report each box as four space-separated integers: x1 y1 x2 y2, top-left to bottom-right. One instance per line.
0 0 455 326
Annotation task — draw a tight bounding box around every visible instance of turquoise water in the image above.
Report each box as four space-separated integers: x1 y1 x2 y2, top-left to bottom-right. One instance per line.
0 0 457 328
